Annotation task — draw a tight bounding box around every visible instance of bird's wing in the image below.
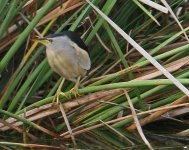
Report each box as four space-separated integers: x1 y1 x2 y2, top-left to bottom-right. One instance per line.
70 41 91 70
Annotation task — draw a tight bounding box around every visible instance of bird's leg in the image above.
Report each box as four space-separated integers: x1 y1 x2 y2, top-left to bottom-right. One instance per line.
69 76 81 98
53 78 69 104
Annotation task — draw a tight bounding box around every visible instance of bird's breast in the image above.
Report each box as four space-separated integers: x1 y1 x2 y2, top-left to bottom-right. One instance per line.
46 48 86 82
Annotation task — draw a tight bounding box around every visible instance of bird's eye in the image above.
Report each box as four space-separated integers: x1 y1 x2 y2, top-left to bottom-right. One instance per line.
48 39 53 43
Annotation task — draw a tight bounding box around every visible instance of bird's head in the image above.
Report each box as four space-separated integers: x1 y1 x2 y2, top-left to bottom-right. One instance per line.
35 35 68 51
35 31 88 52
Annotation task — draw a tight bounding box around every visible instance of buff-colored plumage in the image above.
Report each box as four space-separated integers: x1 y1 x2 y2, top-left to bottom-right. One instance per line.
38 31 90 101
45 34 90 82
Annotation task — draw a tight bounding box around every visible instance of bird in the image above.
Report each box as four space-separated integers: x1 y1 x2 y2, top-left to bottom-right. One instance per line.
36 31 91 103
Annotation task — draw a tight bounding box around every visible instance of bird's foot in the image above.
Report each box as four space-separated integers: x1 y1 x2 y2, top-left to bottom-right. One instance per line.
52 91 70 106
68 86 81 98
52 91 60 106
60 92 71 99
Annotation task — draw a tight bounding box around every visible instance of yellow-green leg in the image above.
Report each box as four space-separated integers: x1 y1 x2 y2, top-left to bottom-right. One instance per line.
53 78 69 104
69 76 81 98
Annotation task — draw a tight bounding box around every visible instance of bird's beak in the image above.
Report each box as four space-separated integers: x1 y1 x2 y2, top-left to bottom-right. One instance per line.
33 37 52 45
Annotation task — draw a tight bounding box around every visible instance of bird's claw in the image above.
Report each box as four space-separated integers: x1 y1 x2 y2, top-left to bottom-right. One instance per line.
52 91 70 106
69 86 80 98
60 92 71 99
52 92 60 106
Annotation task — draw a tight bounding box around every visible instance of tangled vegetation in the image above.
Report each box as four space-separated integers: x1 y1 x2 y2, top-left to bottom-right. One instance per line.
0 0 189 149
